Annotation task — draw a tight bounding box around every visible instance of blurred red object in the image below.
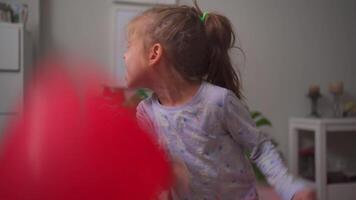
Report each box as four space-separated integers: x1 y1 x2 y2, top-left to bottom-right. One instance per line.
0 56 171 200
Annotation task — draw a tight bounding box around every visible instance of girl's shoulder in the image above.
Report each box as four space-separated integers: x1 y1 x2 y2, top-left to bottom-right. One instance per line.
202 82 231 104
137 95 154 112
203 82 248 113
136 82 240 112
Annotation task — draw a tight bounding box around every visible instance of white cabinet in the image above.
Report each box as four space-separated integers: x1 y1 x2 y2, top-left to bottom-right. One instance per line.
289 118 356 200
0 22 32 137
0 24 20 71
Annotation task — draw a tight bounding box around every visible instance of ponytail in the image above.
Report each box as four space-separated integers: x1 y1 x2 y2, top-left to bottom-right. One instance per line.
193 1 243 99
129 1 243 99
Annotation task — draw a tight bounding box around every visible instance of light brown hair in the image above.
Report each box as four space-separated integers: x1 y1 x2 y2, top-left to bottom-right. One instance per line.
128 0 243 99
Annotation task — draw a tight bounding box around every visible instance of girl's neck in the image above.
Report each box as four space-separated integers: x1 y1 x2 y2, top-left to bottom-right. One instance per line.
155 82 201 107
150 69 201 107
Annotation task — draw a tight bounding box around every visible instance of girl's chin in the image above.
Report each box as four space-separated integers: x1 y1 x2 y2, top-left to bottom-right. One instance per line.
125 76 145 89
125 79 138 89
124 75 132 87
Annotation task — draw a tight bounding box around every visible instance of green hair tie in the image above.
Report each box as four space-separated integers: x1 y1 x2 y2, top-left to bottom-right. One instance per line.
199 12 208 22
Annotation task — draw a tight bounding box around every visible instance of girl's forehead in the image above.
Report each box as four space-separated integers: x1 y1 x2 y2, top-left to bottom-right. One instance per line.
127 14 154 36
127 21 152 45
127 20 143 41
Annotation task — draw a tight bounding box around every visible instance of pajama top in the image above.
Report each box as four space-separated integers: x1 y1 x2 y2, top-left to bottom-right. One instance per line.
136 82 306 200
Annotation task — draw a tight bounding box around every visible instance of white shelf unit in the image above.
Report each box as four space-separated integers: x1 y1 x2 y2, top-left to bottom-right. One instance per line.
0 22 32 138
289 118 356 200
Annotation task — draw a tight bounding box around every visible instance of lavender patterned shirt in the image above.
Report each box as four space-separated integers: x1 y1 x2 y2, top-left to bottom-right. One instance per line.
136 82 306 200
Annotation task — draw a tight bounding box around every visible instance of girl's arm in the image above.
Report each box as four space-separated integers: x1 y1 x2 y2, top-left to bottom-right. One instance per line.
223 90 314 200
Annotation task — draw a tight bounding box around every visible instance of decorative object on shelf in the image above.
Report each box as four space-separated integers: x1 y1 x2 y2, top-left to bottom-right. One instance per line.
329 81 344 118
0 3 12 22
299 147 315 181
343 101 356 117
9 3 28 25
0 2 28 25
307 84 321 118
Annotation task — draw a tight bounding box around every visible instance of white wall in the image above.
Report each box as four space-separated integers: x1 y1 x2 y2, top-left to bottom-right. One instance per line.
42 0 356 159
179 0 356 158
41 0 113 70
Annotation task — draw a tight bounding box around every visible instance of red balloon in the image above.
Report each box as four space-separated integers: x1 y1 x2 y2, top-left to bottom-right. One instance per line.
0 57 172 200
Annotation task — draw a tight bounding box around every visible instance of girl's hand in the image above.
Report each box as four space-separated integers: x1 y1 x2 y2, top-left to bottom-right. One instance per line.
292 189 317 200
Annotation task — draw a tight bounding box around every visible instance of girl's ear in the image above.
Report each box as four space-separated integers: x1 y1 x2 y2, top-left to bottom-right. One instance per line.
148 43 163 66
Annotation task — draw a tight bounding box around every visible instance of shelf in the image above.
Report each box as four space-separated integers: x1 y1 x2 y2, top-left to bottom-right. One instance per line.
0 22 23 28
306 182 356 200
327 182 356 200
290 118 356 124
289 117 356 200
290 117 356 132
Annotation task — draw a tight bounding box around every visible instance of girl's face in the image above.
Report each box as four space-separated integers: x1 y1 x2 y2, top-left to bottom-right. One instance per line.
123 35 149 88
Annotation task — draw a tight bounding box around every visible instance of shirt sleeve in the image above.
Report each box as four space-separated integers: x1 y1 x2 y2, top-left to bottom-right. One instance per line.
223 90 309 200
136 101 155 135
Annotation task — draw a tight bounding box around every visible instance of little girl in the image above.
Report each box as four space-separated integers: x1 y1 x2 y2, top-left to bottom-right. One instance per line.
124 1 315 200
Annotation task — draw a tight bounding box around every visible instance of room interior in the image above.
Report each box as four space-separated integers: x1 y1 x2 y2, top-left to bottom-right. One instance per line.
0 0 356 199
